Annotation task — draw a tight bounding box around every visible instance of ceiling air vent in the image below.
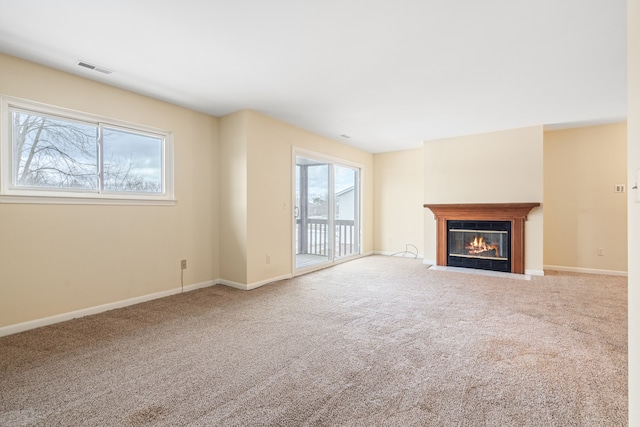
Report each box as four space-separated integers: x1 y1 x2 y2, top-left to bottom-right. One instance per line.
77 60 113 75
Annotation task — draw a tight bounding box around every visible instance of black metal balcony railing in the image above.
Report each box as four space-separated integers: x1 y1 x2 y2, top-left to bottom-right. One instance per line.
296 218 356 257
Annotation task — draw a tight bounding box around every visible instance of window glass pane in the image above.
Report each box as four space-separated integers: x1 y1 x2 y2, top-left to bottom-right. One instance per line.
12 110 98 190
334 165 358 257
102 127 162 193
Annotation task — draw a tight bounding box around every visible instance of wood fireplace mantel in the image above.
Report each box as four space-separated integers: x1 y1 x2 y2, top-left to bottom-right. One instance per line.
423 203 540 274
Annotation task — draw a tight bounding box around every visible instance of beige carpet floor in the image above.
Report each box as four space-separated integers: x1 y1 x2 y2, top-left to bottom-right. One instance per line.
0 256 628 426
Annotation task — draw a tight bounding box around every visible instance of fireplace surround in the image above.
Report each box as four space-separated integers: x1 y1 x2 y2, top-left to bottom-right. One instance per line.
423 203 540 274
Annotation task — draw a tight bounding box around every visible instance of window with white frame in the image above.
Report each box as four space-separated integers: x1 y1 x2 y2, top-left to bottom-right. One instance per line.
1 96 174 204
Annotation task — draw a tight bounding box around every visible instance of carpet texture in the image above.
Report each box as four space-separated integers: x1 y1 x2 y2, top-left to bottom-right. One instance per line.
0 256 628 426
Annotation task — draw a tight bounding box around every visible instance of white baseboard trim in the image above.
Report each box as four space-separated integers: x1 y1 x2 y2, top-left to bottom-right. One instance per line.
0 280 216 338
217 274 293 291
422 259 436 266
544 265 628 277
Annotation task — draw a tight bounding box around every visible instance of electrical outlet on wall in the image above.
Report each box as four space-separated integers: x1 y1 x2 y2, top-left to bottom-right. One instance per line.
597 248 605 256
181 259 187 269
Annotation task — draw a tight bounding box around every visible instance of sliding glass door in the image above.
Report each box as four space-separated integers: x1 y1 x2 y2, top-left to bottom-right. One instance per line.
295 153 360 271
295 157 330 269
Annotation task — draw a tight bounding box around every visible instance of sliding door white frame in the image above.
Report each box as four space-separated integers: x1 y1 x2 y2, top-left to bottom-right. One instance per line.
292 147 363 276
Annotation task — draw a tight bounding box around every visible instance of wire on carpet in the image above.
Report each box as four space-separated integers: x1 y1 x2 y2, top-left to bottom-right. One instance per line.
389 244 419 259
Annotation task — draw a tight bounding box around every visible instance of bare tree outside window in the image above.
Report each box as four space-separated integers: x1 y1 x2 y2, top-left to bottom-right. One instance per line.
11 110 163 194
12 111 98 189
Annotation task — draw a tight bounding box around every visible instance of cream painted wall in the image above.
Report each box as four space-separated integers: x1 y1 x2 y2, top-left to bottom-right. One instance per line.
0 54 219 329
423 126 544 273
627 0 639 423
245 111 294 284
219 111 248 284
544 123 627 273
373 148 424 257
218 110 374 286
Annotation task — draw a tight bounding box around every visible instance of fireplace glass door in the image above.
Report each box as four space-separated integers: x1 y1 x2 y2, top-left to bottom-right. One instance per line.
447 220 511 272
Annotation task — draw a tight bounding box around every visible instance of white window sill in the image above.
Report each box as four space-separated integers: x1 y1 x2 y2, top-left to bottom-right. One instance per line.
0 195 177 206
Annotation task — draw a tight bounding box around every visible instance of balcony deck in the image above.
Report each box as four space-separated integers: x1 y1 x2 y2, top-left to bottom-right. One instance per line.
295 254 328 269
295 218 357 269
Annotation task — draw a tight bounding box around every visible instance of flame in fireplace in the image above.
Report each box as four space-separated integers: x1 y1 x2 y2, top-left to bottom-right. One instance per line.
466 236 499 256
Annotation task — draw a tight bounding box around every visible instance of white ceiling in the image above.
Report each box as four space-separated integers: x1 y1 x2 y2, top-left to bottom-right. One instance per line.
0 0 627 153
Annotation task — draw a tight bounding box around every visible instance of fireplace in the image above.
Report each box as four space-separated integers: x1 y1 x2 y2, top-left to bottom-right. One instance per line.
447 220 511 272
423 203 540 274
